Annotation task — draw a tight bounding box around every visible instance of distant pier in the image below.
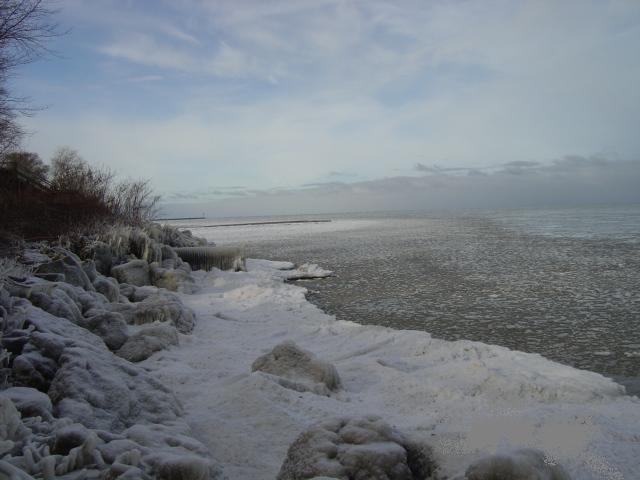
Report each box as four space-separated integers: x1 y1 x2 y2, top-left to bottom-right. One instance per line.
176 219 332 228
154 215 206 221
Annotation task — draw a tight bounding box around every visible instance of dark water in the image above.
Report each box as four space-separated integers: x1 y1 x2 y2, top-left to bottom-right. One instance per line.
189 206 640 394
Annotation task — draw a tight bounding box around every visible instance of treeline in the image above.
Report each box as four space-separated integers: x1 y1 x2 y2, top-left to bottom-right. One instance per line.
0 147 160 240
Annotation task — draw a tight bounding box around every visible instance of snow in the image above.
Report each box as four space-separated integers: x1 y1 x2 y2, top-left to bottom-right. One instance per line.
140 259 640 479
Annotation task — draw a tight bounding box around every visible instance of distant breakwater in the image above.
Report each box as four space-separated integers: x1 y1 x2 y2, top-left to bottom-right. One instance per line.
179 219 332 229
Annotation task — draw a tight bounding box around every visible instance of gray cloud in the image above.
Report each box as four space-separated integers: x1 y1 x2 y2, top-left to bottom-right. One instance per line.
414 163 475 174
161 157 640 217
503 160 541 168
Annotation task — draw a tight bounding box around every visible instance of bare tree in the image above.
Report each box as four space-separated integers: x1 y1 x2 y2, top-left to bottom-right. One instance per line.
0 1 60 152
0 149 48 180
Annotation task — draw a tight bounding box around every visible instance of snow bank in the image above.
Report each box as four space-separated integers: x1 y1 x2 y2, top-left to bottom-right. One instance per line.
142 259 640 480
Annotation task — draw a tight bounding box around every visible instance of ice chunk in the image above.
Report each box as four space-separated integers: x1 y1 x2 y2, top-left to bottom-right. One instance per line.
284 263 333 281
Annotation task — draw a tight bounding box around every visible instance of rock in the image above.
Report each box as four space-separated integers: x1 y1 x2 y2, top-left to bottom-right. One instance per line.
0 459 38 479
93 275 120 303
34 272 65 282
28 288 83 324
116 324 178 362
89 241 116 275
111 260 151 287
252 341 341 395
82 260 98 282
277 416 435 480
97 438 144 464
48 342 182 431
12 350 58 391
149 262 197 293
22 301 107 350
20 279 109 323
82 311 129 351
155 455 211 480
111 293 196 334
161 245 178 262
0 387 53 420
35 249 95 292
464 449 571 480
0 397 29 457
52 423 92 454
124 423 221 479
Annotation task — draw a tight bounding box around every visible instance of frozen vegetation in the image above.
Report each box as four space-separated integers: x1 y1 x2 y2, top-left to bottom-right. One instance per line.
1 220 639 479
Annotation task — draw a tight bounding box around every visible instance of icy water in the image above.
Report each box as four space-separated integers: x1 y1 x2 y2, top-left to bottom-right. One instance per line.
177 205 640 394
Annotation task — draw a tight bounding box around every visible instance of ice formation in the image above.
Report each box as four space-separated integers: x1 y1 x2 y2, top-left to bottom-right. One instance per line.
0 228 222 479
277 416 435 480
460 448 571 480
252 341 341 395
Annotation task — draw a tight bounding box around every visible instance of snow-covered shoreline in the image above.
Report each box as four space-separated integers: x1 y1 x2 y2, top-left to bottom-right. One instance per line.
144 259 640 479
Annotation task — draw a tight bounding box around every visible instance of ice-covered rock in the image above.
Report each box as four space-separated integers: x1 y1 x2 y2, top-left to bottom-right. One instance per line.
92 274 120 303
11 350 58 391
24 299 105 345
0 397 29 457
462 449 571 480
252 340 341 395
81 311 129 351
16 278 110 323
21 301 106 350
149 261 197 293
111 260 151 287
123 423 222 479
0 387 52 420
0 459 38 479
88 241 116 275
47 342 182 431
52 423 93 454
116 324 178 362
34 249 95 292
28 286 83 324
277 416 435 480
111 291 195 334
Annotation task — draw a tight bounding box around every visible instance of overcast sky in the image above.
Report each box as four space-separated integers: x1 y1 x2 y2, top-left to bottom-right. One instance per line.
17 0 640 217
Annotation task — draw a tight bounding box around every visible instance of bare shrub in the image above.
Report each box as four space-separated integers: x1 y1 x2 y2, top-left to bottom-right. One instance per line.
109 179 160 226
1 146 161 241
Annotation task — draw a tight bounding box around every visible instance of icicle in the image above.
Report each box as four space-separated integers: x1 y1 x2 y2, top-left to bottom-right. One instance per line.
174 247 246 272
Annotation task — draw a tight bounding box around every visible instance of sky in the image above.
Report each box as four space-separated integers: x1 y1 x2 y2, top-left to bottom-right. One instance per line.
15 0 640 217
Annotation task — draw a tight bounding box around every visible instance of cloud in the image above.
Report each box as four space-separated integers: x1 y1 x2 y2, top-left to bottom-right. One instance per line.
161 156 640 216
502 160 540 168
21 0 640 217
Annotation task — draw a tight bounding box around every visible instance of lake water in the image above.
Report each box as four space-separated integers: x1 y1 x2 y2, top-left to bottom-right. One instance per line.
173 205 640 395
